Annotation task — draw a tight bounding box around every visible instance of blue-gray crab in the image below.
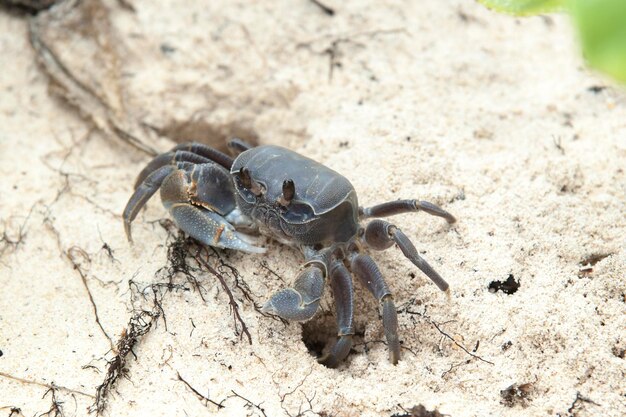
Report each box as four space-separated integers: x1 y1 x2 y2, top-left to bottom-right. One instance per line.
123 140 456 367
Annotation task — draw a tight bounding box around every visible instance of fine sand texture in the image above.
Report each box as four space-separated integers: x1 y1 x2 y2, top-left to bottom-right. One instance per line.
1 1 624 416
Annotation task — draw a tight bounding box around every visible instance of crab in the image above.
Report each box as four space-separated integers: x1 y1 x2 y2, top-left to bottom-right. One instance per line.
123 139 456 367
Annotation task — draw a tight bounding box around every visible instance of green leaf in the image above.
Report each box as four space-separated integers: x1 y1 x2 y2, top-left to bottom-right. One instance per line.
477 0 565 15
569 0 626 83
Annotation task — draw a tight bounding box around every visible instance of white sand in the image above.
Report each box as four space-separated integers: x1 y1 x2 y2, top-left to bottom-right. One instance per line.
1 1 624 416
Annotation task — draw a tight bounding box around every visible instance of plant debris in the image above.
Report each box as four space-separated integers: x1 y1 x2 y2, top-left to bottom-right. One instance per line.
566 392 600 416
176 372 225 410
39 386 65 417
93 308 160 414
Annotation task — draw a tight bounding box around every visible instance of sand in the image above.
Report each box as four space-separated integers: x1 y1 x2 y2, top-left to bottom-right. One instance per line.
0 0 624 416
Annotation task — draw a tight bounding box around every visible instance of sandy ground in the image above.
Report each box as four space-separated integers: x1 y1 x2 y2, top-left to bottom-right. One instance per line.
1 0 624 416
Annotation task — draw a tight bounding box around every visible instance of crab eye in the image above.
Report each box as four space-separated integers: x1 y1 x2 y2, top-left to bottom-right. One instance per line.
282 179 295 202
278 179 295 207
237 168 264 196
238 168 252 189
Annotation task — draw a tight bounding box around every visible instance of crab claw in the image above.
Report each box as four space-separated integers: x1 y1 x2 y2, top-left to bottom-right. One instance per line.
156 168 265 254
262 264 324 321
170 204 266 254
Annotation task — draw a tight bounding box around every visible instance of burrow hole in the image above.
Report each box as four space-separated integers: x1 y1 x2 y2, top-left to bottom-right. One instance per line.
301 312 366 366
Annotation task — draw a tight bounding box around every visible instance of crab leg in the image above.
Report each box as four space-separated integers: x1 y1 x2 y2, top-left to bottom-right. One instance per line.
171 142 234 169
364 219 448 291
125 161 205 240
133 142 235 189
360 199 456 224
319 261 354 368
262 264 325 321
227 138 254 155
134 150 212 189
350 253 400 365
123 165 175 242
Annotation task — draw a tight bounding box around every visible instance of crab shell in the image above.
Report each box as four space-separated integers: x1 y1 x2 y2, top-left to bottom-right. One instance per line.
231 145 360 246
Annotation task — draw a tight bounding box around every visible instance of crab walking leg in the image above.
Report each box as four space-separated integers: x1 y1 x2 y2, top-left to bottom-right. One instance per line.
364 219 449 292
350 253 400 364
161 170 265 254
171 142 234 169
123 165 175 242
134 150 212 189
227 138 254 155
262 264 325 321
319 261 355 368
360 199 456 224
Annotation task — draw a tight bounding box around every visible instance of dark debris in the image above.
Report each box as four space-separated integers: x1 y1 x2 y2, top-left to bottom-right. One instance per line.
578 253 612 278
0 0 57 14
488 274 520 295
587 85 607 94
500 383 533 408
392 404 444 417
309 0 334 16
